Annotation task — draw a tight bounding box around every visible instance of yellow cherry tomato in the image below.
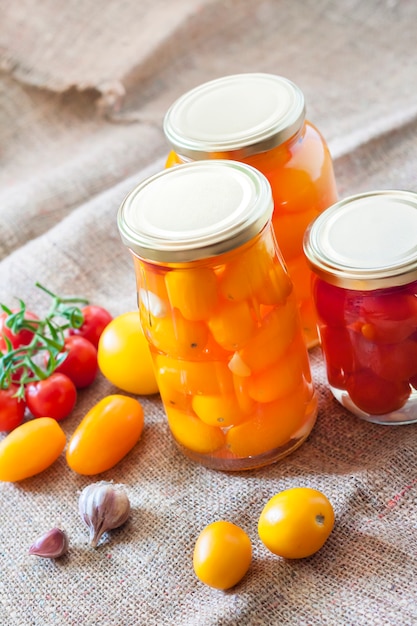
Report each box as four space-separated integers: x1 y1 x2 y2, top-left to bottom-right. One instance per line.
165 406 225 454
193 520 252 590
97 311 158 395
258 487 335 559
66 395 144 475
0 417 66 482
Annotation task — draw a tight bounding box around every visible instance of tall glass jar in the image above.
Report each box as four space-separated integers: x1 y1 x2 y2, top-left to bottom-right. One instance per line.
163 73 338 348
304 190 417 425
118 161 318 470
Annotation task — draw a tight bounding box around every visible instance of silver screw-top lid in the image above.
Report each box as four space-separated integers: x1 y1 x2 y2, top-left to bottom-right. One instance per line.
304 190 417 290
118 160 273 263
163 73 306 159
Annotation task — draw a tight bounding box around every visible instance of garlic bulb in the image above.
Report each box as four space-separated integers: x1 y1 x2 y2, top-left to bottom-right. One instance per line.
29 528 69 559
79 481 131 548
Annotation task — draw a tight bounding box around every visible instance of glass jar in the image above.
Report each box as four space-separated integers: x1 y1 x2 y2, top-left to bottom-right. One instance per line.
304 190 417 425
118 160 318 470
163 73 338 348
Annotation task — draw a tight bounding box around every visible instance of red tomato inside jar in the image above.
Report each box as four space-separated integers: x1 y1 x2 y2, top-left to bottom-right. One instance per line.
304 190 417 424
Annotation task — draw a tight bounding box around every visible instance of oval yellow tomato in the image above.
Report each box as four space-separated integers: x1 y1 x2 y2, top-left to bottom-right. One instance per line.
97 311 158 395
258 487 335 559
193 520 252 590
66 395 144 475
0 417 66 482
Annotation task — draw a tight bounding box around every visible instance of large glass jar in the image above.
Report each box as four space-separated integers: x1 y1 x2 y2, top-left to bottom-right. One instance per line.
118 160 318 470
163 73 338 348
304 190 417 425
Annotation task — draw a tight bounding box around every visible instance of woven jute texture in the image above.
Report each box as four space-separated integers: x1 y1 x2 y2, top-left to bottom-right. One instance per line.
1 1 417 624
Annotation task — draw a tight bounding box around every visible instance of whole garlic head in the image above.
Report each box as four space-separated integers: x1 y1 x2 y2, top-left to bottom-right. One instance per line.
79 481 131 548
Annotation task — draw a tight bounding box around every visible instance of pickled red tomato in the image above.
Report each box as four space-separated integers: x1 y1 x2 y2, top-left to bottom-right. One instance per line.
146 309 208 359
313 280 348 327
165 406 225 454
226 383 311 458
319 326 354 389
208 300 256 352
165 268 218 321
358 290 417 344
350 332 417 383
346 368 411 415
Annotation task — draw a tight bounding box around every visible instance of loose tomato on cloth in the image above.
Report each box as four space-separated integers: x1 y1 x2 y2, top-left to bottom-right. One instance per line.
0 385 26 432
258 487 335 559
97 312 158 395
55 336 98 388
193 520 252 590
25 373 77 421
69 305 113 348
66 394 144 475
0 417 66 482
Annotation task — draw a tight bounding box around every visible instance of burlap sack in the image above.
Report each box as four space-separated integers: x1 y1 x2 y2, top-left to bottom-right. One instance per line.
1 1 417 624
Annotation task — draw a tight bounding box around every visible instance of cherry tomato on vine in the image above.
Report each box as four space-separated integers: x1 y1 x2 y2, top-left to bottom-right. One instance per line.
69 305 113 348
97 312 158 395
25 373 77 421
193 520 252 590
0 309 39 352
55 335 98 388
258 487 335 559
0 417 66 482
0 385 26 432
66 394 144 475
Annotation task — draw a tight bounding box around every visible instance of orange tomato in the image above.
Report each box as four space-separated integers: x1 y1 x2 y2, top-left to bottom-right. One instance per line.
258 487 335 559
165 406 225 454
66 395 144 475
0 417 66 482
193 520 252 590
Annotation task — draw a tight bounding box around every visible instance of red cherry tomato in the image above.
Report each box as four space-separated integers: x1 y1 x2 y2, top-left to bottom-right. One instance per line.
0 309 39 352
25 373 77 421
69 305 112 348
319 326 354 389
358 291 417 344
0 385 26 432
55 336 98 388
346 368 411 415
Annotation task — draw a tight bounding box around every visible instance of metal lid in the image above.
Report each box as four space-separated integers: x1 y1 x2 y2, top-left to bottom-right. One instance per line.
163 73 306 159
117 160 273 263
303 190 417 290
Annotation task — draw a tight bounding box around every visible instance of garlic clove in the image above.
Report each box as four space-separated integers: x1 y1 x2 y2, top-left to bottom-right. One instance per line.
29 528 69 559
79 481 131 548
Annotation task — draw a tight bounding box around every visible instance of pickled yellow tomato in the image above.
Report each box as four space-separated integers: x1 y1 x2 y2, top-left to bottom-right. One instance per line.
208 300 256 351
239 300 298 373
247 334 311 403
219 237 275 302
155 354 234 396
148 309 208 358
165 267 218 321
192 394 247 428
226 384 309 458
165 406 225 454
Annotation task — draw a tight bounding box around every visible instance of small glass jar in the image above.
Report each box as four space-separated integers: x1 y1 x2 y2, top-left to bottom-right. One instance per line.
118 160 318 470
304 190 417 425
163 73 338 348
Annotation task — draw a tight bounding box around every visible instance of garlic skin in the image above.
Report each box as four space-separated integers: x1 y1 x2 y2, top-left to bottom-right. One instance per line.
29 528 69 559
79 481 131 548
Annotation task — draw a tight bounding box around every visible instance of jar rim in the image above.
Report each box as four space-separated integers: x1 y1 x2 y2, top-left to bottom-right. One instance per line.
303 189 417 290
117 160 273 263
163 73 306 159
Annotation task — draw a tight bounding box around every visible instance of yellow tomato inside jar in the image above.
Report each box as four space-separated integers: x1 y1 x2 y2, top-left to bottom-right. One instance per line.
118 160 318 470
164 74 338 348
